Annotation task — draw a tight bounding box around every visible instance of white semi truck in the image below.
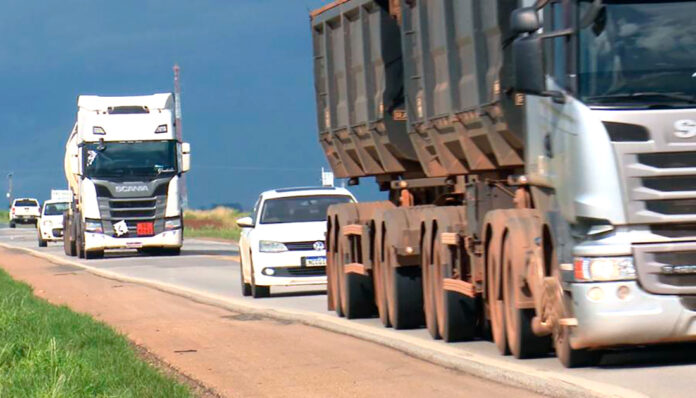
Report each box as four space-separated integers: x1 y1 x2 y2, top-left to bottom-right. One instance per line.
63 93 191 259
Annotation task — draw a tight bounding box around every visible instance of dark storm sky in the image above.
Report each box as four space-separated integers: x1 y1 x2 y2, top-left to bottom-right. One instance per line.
0 0 383 208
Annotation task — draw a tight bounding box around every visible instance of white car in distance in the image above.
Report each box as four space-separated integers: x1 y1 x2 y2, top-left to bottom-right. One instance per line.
237 187 356 298
10 198 41 228
38 200 70 247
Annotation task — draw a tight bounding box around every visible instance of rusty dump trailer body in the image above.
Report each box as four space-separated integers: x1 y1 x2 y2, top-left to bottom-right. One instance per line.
311 0 696 367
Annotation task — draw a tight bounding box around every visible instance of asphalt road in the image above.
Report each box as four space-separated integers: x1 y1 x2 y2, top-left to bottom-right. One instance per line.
2 226 695 398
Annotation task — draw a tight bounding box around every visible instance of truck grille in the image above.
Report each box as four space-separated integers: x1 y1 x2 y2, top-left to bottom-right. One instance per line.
634 243 696 295
97 195 166 237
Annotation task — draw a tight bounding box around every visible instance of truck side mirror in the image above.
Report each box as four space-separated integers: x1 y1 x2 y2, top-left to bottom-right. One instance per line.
181 142 191 173
236 216 254 228
512 34 546 95
511 7 539 35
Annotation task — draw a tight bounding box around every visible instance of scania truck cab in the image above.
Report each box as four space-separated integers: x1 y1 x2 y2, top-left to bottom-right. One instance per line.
63 93 191 259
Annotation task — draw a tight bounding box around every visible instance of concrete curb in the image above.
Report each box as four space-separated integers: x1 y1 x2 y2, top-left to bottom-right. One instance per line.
0 242 646 398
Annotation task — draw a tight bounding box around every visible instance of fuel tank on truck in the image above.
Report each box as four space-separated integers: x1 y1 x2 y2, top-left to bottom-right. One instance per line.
310 0 423 179
399 0 526 177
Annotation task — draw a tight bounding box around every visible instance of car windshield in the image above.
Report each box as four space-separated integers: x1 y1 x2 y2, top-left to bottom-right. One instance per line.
14 200 37 207
260 195 353 224
83 141 177 178
578 0 696 106
43 202 69 216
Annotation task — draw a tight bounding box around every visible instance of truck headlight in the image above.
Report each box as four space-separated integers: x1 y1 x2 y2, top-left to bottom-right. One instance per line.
259 240 288 253
573 257 636 282
84 219 103 234
165 217 182 230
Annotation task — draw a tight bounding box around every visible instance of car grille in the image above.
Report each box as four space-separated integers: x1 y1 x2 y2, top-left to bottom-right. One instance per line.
285 241 323 251
272 267 326 277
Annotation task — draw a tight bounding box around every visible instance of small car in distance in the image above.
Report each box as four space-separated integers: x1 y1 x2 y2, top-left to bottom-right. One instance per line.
10 198 41 228
38 200 70 247
237 187 356 298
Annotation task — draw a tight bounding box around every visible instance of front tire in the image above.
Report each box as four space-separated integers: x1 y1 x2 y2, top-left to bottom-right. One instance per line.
85 250 104 260
38 232 47 248
240 256 252 297
250 261 270 298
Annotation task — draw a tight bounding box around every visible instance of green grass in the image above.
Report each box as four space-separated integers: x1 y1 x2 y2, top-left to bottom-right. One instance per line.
0 269 192 397
183 207 247 242
0 210 8 223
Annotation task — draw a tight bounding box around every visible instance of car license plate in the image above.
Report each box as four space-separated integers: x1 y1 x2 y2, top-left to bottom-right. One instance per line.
136 222 154 236
305 256 326 267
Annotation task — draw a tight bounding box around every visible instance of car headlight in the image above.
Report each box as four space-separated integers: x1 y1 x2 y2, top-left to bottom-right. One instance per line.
259 240 288 253
84 219 103 234
165 217 182 230
573 257 636 282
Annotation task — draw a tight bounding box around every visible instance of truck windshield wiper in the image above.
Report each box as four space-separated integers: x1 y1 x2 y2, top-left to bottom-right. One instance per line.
586 92 696 104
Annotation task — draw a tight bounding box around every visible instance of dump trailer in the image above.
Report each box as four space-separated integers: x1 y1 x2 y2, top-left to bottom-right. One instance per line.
311 0 696 367
63 93 191 259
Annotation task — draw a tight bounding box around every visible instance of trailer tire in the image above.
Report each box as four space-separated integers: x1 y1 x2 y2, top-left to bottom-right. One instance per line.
486 226 509 355
502 235 550 358
422 224 439 339
339 235 375 319
434 232 476 342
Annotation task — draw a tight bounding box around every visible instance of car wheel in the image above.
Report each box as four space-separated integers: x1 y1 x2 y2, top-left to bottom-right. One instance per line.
38 230 47 247
250 265 270 299
240 254 252 297
9 221 15 228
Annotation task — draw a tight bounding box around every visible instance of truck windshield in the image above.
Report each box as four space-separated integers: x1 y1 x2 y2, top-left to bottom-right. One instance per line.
83 141 177 178
43 202 69 216
578 1 696 107
260 195 353 224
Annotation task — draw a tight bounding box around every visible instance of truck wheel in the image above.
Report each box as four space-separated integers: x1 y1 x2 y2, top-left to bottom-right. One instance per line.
240 257 252 297
502 235 550 358
554 324 602 368
487 231 509 355
339 235 375 319
433 232 476 342
76 218 85 259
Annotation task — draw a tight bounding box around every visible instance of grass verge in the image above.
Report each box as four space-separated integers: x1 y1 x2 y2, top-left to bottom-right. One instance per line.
0 268 192 397
184 207 247 242
0 210 8 223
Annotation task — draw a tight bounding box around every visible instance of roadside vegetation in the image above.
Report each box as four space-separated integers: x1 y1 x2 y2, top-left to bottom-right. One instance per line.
0 269 192 397
0 210 8 223
184 206 247 241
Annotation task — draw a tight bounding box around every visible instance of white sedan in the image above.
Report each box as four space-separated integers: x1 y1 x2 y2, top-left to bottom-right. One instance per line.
237 187 356 298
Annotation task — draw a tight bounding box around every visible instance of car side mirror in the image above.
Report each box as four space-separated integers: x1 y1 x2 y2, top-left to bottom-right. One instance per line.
181 142 191 173
236 216 254 228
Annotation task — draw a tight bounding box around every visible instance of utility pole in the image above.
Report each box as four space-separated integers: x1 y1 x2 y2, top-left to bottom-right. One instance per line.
173 64 189 209
6 172 12 208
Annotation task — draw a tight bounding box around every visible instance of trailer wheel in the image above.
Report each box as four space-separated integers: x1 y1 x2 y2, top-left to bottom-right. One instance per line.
373 213 391 327
339 235 375 319
421 223 439 339
384 227 424 329
486 229 509 355
502 234 550 358
433 231 476 342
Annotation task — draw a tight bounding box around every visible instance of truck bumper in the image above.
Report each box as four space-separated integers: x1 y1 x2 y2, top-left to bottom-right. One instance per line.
84 229 182 251
569 281 696 349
